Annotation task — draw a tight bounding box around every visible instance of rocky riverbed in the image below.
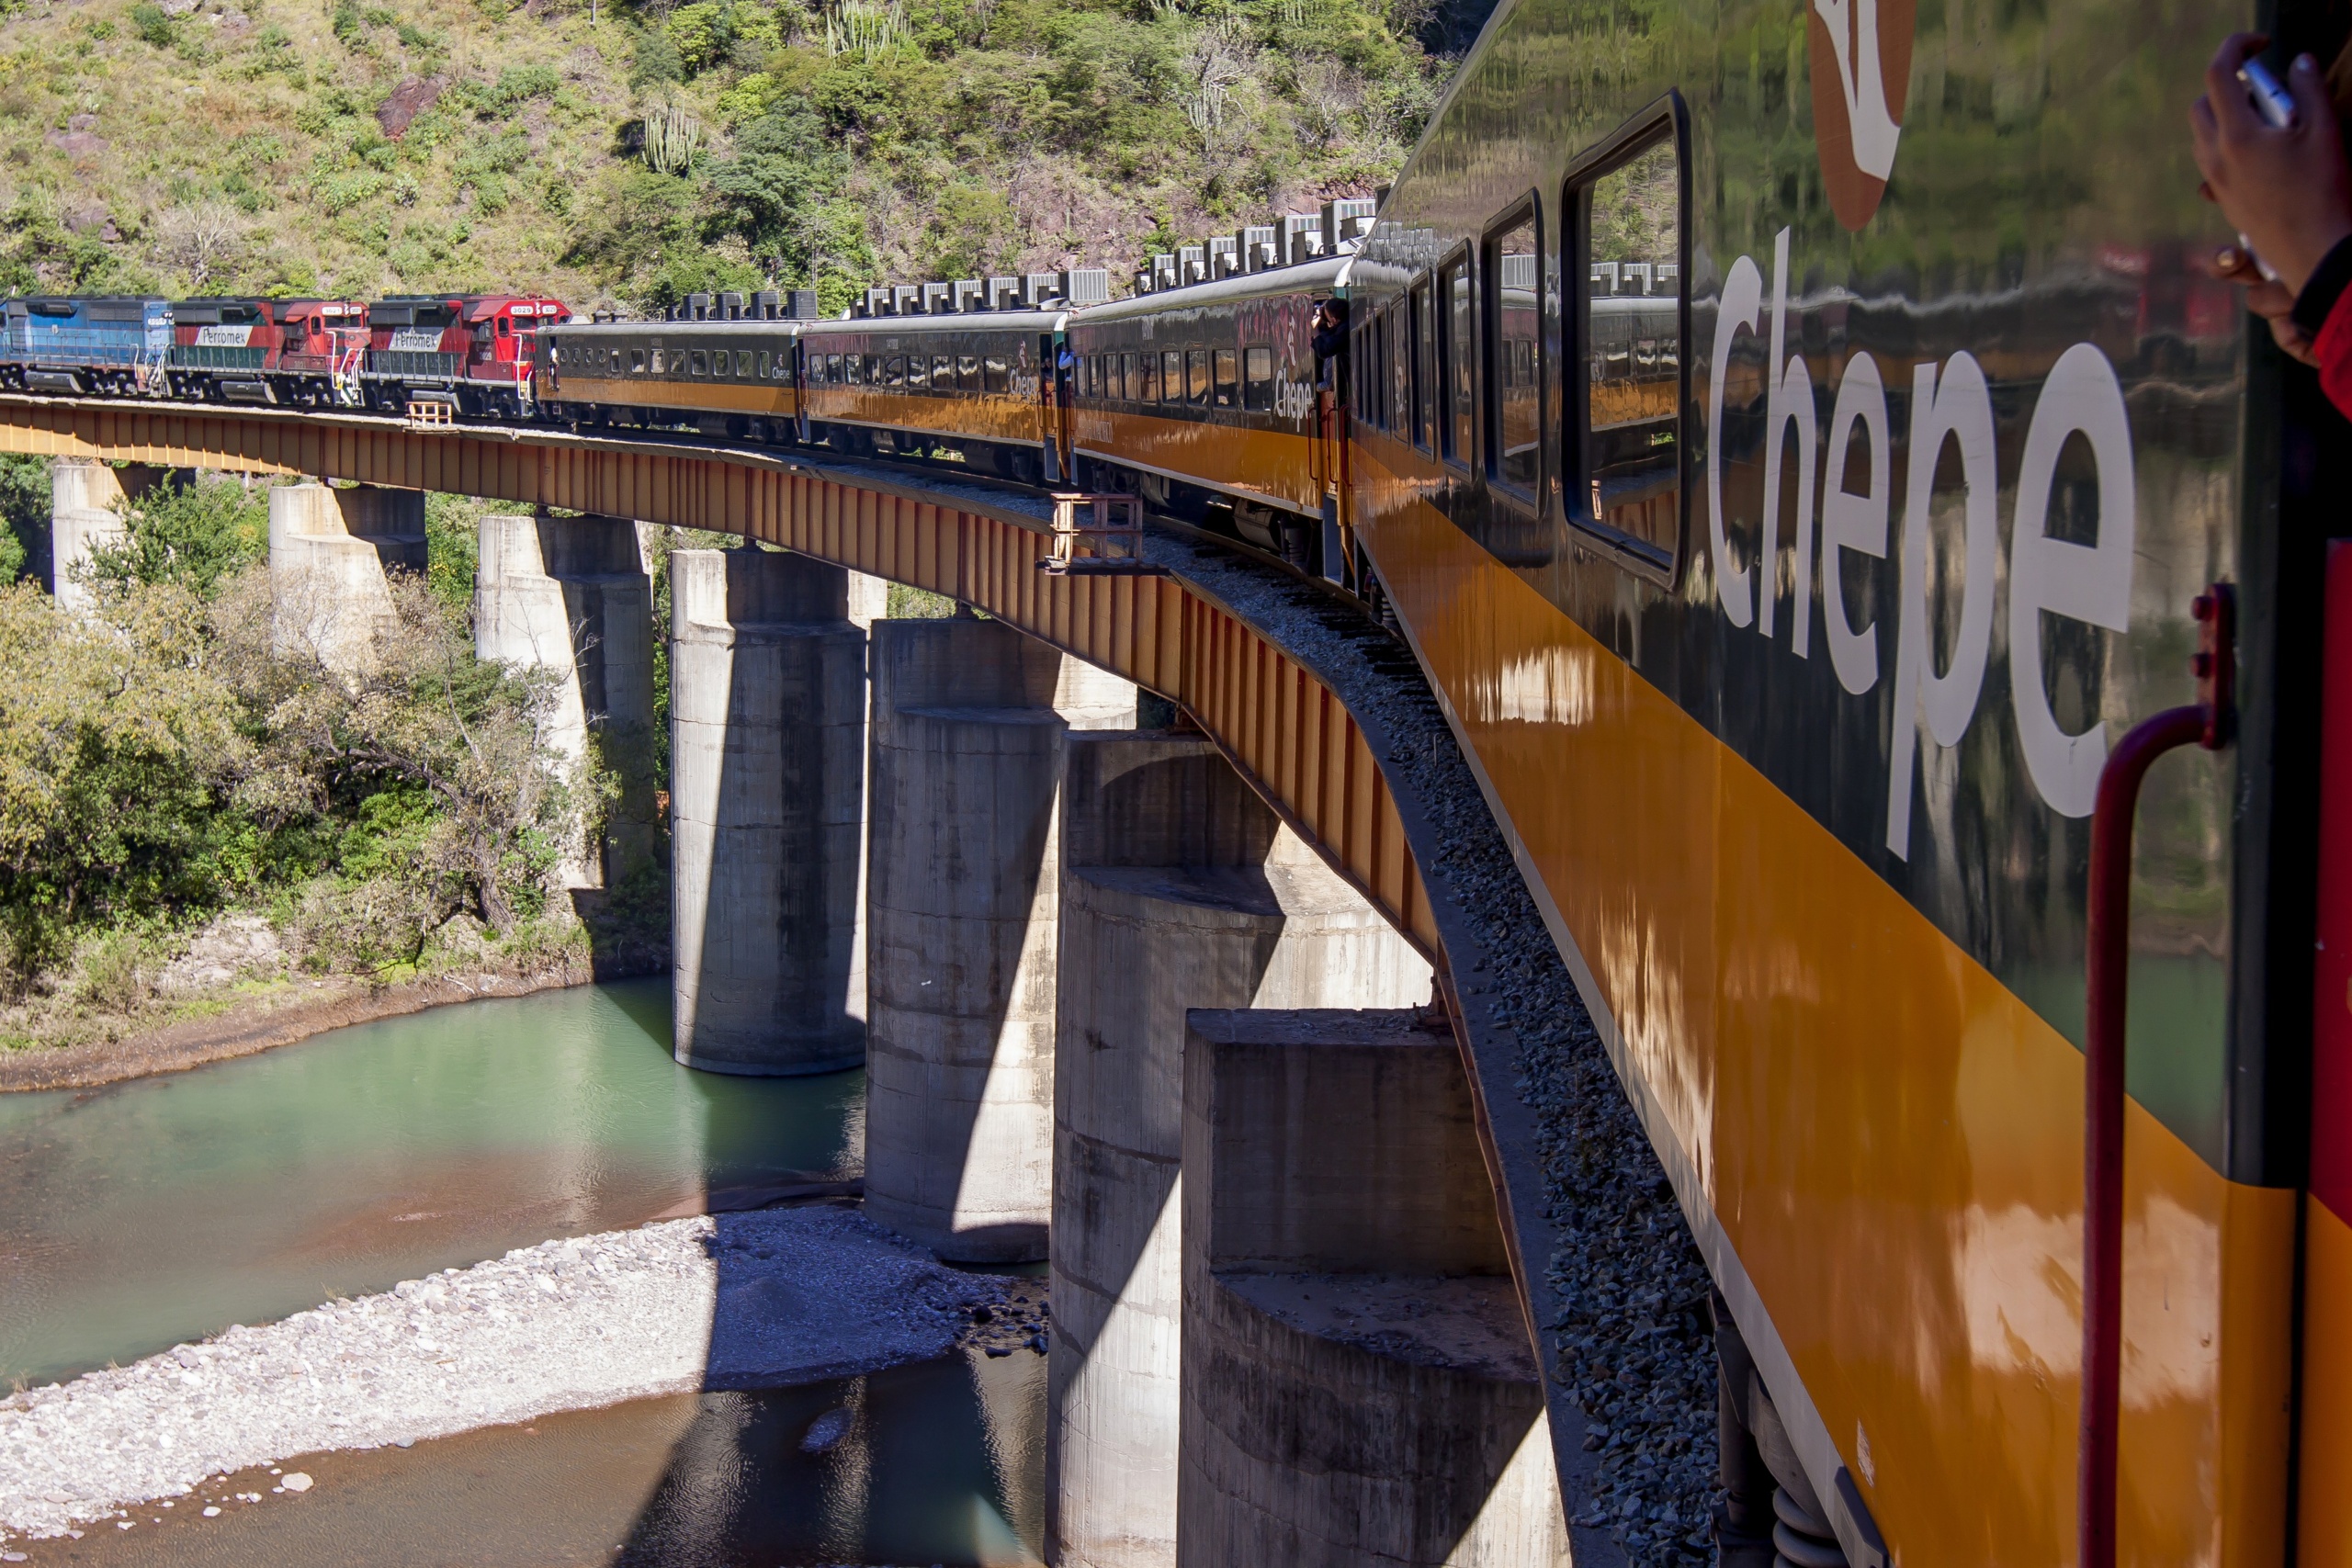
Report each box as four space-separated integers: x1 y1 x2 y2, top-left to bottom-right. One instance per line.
0 1208 1012 1546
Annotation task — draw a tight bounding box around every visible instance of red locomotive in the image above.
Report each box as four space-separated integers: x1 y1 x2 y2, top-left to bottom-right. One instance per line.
361 295 569 420
164 299 368 408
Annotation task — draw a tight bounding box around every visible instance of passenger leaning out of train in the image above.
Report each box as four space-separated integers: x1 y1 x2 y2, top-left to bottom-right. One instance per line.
2195 33 2352 415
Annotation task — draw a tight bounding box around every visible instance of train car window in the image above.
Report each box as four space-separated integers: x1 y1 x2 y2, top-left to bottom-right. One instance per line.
630 348 646 373
1387 307 1408 431
885 355 905 388
1410 281 1434 448
933 355 951 387
1244 345 1273 412
735 350 753 377
1116 353 1135 402
821 353 840 382
984 355 1010 392
1140 352 1160 403
1159 350 1182 402
1186 350 1211 405
848 355 865 385
1438 256 1473 465
955 355 976 390
1568 108 1686 583
690 349 709 377
1214 348 1238 408
907 355 928 389
1486 208 1542 498
757 350 771 378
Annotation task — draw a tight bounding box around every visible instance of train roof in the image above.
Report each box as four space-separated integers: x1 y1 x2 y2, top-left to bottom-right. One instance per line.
1071 254 1353 325
797 309 1069 337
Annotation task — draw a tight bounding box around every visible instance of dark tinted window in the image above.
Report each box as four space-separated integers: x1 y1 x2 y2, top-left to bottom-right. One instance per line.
1487 214 1541 494
884 355 905 388
1214 348 1238 408
984 355 1010 392
1160 350 1182 402
1244 344 1273 412
1388 306 1408 432
1141 351 1160 403
958 355 979 390
1412 280 1435 449
907 355 928 389
1574 129 1682 575
1439 259 1472 463
690 349 709 377
1186 349 1211 404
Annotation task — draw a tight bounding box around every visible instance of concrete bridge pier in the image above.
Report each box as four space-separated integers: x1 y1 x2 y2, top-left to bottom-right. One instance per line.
670 547 867 1076
476 513 659 889
1046 733 1432 1568
864 615 1071 1263
1179 1009 1571 1567
268 481 427 674
48 458 189 610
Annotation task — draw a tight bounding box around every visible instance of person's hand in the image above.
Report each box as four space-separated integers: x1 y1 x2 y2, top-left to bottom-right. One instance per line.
2212 241 2320 364
2191 35 2352 296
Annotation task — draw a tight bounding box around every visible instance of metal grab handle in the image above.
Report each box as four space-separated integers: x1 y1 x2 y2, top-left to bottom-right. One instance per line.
2079 584 2233 1568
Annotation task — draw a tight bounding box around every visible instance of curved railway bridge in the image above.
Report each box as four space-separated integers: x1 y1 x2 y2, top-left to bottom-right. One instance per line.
2 394 1690 1566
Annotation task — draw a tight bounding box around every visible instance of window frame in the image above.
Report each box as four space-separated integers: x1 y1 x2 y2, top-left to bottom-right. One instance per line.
1435 248 1475 470
1409 278 1434 451
1160 349 1183 403
1481 192 1545 510
1563 92 1692 590
1242 344 1275 412
1214 347 1238 409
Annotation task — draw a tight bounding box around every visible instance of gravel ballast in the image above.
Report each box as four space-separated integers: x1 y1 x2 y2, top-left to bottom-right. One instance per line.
0 1207 1007 1543
1158 532 1721 1566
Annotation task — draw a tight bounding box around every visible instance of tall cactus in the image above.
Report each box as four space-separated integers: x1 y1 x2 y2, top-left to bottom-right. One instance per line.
641 96 703 175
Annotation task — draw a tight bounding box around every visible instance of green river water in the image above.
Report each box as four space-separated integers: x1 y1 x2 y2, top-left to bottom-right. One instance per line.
0 981 1045 1567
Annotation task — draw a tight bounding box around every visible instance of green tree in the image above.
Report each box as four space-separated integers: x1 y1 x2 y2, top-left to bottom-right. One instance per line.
85 474 270 599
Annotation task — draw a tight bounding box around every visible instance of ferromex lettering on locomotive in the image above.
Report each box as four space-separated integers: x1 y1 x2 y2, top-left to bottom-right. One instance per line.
1341 0 2322 1556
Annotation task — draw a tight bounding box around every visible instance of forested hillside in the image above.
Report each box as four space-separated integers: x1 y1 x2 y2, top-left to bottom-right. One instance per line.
0 0 1477 315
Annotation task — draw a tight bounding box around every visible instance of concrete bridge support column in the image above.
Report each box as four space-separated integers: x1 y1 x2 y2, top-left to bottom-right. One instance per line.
1178 1009 1571 1568
1046 734 1431 1568
267 481 426 674
49 459 189 610
476 513 659 889
670 547 866 1076
864 616 1070 1262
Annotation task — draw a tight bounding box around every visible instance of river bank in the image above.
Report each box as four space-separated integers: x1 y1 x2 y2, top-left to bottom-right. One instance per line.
0 1208 1033 1545
0 963 595 1095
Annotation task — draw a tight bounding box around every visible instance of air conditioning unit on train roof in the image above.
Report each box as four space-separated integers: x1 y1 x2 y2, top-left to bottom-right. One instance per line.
685 292 713 320
1173 245 1203 286
1280 213 1322 266
1059 268 1111 307
786 288 820 319
952 279 985 312
1133 268 1154 297
1020 273 1063 308
921 281 953 314
1321 197 1376 250
1150 254 1179 292
1207 236 1240 280
718 290 746 319
1237 225 1277 273
891 284 921 315
986 276 1022 310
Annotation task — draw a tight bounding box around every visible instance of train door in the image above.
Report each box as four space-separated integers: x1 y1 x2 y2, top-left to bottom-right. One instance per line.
1042 330 1071 484
793 337 810 443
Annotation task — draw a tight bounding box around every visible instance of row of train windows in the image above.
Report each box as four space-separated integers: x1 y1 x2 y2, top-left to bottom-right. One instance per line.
554 344 789 380
814 353 1013 392
1354 114 1684 580
1077 346 1278 412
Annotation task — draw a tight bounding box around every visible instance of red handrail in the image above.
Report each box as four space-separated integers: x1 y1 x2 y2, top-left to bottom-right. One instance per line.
2079 585 2233 1568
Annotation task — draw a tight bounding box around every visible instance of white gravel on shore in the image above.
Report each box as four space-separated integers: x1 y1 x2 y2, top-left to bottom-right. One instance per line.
0 1207 1003 1542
